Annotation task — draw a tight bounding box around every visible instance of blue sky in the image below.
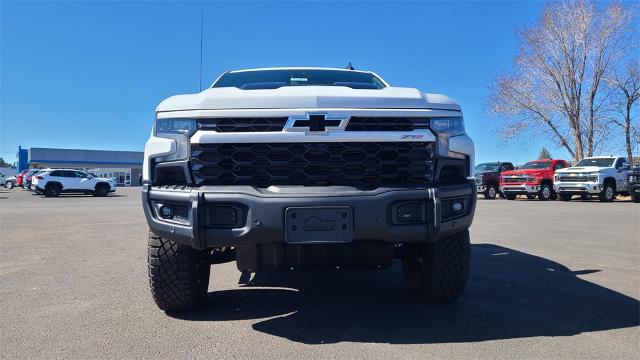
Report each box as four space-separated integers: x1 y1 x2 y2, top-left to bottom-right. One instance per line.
1 0 564 165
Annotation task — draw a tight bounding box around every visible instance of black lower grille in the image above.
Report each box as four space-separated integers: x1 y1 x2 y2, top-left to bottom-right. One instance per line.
191 142 435 189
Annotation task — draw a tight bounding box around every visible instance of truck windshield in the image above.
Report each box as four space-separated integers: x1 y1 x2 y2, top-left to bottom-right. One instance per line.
520 161 551 169
212 69 387 90
575 158 615 167
475 163 500 172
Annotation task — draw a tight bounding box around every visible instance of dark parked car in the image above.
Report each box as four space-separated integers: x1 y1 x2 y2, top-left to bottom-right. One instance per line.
475 162 515 199
629 166 640 203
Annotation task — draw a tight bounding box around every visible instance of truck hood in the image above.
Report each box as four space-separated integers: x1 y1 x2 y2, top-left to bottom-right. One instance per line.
555 166 605 173
156 86 461 112
500 169 549 177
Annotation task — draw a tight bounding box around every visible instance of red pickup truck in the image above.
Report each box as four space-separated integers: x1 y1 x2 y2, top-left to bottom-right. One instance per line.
499 159 570 201
15 169 29 187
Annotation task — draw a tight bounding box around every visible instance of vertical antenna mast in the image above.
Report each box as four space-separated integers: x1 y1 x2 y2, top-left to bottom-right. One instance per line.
199 11 204 91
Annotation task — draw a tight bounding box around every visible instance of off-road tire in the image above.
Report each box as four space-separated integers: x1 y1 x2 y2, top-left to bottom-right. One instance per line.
44 183 61 197
93 183 110 197
632 195 640 203
148 232 211 312
5 181 13 189
599 182 615 202
402 230 470 303
538 183 552 201
558 193 572 201
504 194 517 200
483 185 498 199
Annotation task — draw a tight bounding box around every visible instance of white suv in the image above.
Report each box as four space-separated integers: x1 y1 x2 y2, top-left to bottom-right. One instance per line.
33 169 117 197
554 156 630 202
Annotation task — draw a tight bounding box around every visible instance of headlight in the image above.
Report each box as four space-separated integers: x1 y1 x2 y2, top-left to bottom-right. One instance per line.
430 117 465 136
153 118 196 161
155 118 196 137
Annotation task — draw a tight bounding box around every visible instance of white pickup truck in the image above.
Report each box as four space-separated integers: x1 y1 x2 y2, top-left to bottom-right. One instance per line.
142 67 477 312
554 156 630 202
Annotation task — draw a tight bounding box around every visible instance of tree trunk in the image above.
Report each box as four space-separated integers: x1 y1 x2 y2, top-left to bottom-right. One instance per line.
625 100 633 164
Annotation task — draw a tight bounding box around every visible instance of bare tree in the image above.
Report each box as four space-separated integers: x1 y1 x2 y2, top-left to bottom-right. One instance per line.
608 60 640 164
488 0 636 161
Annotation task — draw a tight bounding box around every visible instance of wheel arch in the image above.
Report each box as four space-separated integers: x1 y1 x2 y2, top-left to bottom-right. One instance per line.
94 181 111 190
45 181 63 189
603 177 616 189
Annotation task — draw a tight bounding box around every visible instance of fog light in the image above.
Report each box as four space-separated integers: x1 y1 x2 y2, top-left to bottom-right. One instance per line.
451 201 464 212
159 205 174 218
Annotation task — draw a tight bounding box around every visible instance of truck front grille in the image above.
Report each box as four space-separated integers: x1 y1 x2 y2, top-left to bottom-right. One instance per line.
190 142 435 189
502 177 527 183
345 117 429 131
197 117 288 132
557 174 595 182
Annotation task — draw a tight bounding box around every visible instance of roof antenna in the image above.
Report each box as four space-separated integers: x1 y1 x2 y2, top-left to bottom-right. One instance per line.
346 62 354 70
199 11 204 91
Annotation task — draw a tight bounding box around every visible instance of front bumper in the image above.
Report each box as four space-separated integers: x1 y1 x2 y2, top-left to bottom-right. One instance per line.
142 183 476 250
554 182 600 194
629 183 640 195
499 184 540 195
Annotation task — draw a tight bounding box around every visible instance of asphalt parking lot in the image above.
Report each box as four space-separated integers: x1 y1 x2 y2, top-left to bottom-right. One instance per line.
1 187 638 359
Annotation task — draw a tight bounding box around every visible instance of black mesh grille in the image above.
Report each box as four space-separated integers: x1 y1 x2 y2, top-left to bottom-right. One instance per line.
191 142 435 189
345 117 429 131
197 118 288 132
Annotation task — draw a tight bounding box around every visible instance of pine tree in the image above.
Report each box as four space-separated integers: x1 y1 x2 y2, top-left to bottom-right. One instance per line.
538 147 552 160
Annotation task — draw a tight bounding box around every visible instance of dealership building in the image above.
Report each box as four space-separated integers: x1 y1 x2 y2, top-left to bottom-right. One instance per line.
17 146 144 186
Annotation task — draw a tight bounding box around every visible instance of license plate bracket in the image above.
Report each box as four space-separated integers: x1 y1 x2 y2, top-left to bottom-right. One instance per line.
285 206 353 244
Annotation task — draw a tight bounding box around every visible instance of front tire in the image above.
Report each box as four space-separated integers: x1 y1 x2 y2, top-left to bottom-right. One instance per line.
526 194 536 200
599 183 615 202
483 185 497 199
632 195 640 203
402 230 470 303
538 183 552 201
504 194 517 200
5 181 13 189
93 183 110 197
148 232 211 312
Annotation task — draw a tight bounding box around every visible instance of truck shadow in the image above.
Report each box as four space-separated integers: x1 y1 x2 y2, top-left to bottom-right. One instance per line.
174 244 639 344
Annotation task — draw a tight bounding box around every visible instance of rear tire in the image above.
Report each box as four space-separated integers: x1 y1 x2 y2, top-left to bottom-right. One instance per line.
538 183 552 201
483 185 497 199
558 193 572 201
504 194 517 200
44 183 61 197
402 230 470 303
148 232 211 312
599 183 615 202
5 181 13 189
